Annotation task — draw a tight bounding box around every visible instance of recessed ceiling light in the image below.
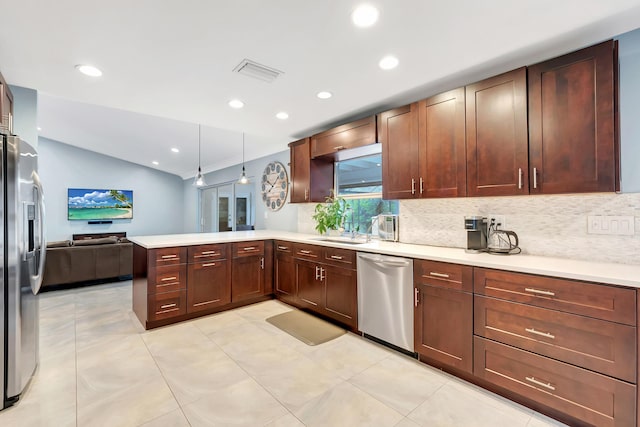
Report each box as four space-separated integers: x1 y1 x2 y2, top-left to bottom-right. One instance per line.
276 112 289 120
316 91 333 99
75 64 103 77
352 4 379 27
171 148 180 153
379 55 399 70
37 127 42 131
152 161 159 165
376 163 381 167
228 99 245 109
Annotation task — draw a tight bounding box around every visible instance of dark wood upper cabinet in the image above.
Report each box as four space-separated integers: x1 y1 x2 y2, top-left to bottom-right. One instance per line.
380 103 420 200
466 67 529 197
419 88 467 197
289 138 333 203
311 115 376 159
528 40 618 194
0 72 13 135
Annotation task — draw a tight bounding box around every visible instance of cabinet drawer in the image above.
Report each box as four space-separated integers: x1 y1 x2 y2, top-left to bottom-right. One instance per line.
148 264 187 294
275 240 293 253
148 290 187 321
323 247 355 267
294 243 321 259
151 247 187 266
474 268 636 325
475 295 636 382
474 337 635 427
233 241 264 257
188 244 227 262
414 260 473 292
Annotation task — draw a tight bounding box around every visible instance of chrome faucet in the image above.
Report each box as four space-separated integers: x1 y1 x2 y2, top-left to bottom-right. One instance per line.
365 216 379 243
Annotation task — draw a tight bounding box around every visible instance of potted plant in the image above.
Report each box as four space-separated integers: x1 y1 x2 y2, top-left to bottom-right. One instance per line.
312 195 349 235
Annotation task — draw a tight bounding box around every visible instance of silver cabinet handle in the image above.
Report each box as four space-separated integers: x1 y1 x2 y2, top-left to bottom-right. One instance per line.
330 255 343 260
315 265 320 280
201 250 217 255
525 328 555 339
202 262 216 267
161 276 177 282
525 288 555 297
419 177 424 194
304 188 309 201
533 167 538 189
333 145 345 150
243 246 256 251
161 254 177 259
277 246 288 250
160 303 177 309
414 288 419 307
260 257 264 270
300 249 312 254
320 267 325 281
429 272 450 278
518 168 523 189
411 178 416 195
525 376 555 391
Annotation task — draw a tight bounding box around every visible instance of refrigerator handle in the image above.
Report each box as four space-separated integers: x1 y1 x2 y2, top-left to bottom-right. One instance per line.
31 171 46 295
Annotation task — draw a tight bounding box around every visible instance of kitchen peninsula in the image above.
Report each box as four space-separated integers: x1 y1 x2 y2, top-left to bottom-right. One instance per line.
130 230 640 426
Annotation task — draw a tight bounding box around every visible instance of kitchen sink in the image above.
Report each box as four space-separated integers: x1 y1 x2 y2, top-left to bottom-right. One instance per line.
313 237 369 245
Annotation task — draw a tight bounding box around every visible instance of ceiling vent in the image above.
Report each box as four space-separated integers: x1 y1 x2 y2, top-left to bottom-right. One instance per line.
233 59 283 83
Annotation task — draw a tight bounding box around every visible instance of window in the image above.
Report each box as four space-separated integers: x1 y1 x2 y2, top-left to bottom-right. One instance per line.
335 152 399 233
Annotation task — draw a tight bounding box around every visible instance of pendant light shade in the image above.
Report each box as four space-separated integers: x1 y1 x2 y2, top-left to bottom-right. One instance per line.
193 124 207 187
237 132 249 184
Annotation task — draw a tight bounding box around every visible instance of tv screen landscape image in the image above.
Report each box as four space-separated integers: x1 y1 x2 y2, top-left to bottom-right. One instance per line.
68 189 133 221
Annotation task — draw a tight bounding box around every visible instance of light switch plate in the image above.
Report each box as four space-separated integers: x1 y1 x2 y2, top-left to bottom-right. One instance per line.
587 215 635 235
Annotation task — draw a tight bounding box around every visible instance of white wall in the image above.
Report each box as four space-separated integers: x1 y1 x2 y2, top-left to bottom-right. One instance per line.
39 137 185 241
9 85 38 148
183 149 298 233
618 28 640 193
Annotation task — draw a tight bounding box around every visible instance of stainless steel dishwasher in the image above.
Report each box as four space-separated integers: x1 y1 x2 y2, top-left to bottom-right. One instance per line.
357 253 414 352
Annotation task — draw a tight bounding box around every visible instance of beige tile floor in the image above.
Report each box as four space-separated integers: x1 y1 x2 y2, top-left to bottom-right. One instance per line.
0 281 569 427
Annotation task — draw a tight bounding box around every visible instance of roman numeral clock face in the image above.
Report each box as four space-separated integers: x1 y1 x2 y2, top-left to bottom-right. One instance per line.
261 161 289 211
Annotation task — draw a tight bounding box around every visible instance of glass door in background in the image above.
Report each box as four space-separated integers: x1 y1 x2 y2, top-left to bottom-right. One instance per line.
199 182 254 232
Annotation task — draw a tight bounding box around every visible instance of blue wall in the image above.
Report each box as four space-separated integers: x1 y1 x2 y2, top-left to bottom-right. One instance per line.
39 137 185 241
618 28 640 193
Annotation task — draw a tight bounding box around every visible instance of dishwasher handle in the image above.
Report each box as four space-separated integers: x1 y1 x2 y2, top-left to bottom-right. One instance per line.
358 254 411 267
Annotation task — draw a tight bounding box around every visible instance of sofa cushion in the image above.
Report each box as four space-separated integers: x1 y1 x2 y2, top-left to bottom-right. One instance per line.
73 236 118 246
47 240 72 248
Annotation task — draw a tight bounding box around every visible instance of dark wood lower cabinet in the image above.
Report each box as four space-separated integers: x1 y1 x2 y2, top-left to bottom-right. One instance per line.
187 259 231 313
324 265 357 329
275 252 296 304
231 255 265 302
414 283 473 373
474 337 635 427
296 259 323 307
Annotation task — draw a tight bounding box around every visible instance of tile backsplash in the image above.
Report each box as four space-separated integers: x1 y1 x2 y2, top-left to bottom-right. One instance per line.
298 193 640 265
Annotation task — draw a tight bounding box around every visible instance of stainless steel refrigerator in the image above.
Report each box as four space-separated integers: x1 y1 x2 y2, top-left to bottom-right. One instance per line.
1 132 46 409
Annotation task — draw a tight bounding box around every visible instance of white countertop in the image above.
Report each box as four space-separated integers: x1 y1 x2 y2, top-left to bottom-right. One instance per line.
129 230 640 289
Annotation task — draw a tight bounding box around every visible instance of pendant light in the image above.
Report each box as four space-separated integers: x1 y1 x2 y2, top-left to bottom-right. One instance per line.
193 124 207 187
237 132 249 184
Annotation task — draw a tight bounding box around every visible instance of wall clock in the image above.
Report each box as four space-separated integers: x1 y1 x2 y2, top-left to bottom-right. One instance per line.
261 161 289 211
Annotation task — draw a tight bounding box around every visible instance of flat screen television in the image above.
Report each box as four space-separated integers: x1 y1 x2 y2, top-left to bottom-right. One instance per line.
68 188 133 221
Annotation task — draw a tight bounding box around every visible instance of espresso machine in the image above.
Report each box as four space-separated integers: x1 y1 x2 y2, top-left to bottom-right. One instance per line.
464 216 487 253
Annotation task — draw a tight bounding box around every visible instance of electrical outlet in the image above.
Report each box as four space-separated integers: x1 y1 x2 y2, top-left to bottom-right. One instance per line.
488 214 506 229
587 215 635 235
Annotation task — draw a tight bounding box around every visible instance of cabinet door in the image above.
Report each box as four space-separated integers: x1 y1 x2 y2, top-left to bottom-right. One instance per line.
379 103 420 199
419 88 467 197
187 260 231 313
466 67 529 196
231 255 264 302
528 40 618 194
324 265 357 329
415 283 473 373
296 260 323 308
311 116 376 158
275 253 296 302
289 139 311 203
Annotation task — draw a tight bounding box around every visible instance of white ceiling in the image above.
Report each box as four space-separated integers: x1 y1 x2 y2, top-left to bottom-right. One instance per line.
2 1 640 179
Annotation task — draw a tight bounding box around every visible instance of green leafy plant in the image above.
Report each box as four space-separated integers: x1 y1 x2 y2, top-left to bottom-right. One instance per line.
312 195 349 235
